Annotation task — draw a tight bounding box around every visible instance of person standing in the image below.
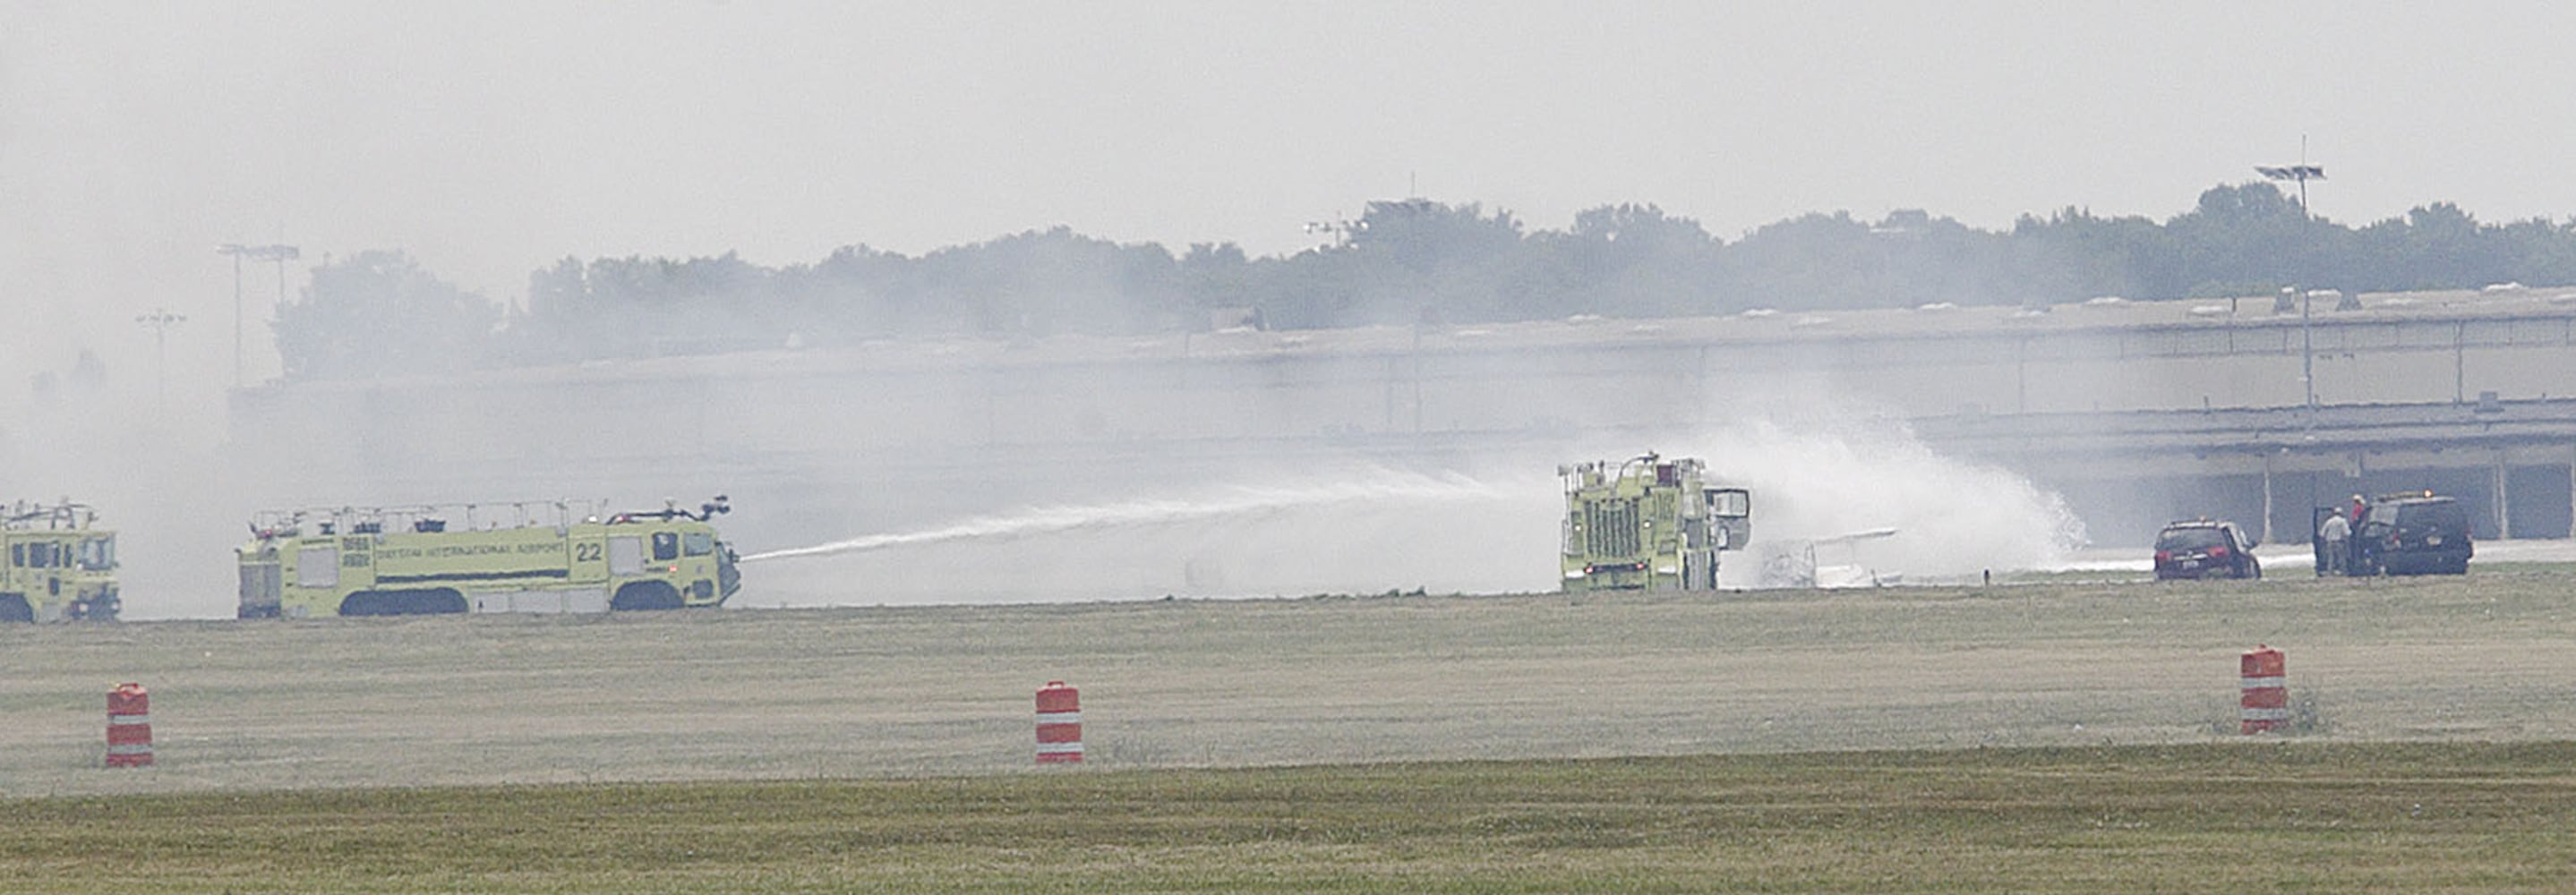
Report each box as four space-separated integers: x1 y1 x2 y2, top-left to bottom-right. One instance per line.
2318 508 2352 576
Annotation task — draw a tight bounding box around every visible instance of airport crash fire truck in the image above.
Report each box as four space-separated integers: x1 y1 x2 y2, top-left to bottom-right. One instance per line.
237 496 740 618
1 501 120 622
1560 455 1751 592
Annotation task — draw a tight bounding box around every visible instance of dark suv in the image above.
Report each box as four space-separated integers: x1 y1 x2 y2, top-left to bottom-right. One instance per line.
2154 520 2261 580
2357 494 2472 575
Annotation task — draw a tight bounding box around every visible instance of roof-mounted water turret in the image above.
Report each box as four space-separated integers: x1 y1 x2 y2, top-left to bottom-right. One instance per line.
609 494 731 524
247 499 613 541
4 500 101 531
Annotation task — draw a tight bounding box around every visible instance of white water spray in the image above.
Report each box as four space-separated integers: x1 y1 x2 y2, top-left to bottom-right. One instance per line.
735 404 2089 606
1675 412 2090 581
742 470 1511 563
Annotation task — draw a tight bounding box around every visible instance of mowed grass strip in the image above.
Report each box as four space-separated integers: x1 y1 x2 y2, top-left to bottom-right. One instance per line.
11 572 2576 795
5 742 2574 894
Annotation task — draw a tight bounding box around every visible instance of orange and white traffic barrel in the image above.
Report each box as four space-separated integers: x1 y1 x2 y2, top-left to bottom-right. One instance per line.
2239 646 2288 734
106 682 153 768
1036 680 1083 764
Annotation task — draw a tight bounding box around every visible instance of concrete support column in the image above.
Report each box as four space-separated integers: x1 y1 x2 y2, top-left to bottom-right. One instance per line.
2495 452 2512 540
2260 455 2277 547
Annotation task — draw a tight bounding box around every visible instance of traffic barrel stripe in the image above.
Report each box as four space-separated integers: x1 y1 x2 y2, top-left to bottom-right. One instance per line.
1036 681 1083 764
106 682 153 767
2239 646 2289 735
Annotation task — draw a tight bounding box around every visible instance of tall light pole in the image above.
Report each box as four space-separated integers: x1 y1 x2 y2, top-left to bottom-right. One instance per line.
2256 137 2325 217
217 243 299 387
2296 286 2315 415
135 308 186 414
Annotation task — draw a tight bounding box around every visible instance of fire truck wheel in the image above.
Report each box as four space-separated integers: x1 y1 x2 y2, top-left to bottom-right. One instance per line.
339 589 467 616
612 581 683 611
0 594 30 623
414 589 468 614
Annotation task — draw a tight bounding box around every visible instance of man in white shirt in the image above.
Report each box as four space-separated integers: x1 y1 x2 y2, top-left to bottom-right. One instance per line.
2318 508 2352 576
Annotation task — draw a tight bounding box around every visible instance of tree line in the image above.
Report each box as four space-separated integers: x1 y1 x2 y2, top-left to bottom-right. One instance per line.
272 182 2576 380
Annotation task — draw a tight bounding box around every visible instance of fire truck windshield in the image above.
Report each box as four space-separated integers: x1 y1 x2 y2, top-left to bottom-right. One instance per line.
78 537 116 571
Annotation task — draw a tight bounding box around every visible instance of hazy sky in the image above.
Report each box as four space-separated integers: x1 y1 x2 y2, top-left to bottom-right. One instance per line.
7 1 2576 430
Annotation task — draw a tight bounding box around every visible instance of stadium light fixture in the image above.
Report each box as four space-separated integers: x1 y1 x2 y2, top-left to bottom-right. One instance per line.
134 308 186 413
2256 137 2326 217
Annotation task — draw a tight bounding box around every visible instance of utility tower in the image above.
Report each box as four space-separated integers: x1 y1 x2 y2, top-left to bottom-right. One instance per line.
217 243 299 387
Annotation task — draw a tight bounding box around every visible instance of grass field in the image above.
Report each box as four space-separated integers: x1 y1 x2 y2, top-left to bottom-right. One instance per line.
6 744 2575 892
5 570 2576 890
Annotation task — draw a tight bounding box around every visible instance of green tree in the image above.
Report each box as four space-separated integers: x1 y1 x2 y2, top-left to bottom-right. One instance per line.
1524 203 1722 318
273 251 501 380
510 251 786 362
1333 199 1529 325
2162 182 2330 295
1719 211 1887 311
910 227 1185 335
306 182 2576 371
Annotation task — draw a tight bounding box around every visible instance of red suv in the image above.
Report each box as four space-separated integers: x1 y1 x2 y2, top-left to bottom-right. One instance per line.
2154 520 2261 580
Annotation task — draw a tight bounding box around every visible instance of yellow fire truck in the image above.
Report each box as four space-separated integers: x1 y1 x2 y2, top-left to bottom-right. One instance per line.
1560 455 1750 592
236 496 740 618
2 501 120 622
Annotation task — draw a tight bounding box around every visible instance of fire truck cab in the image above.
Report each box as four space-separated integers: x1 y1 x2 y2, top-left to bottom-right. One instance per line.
1560 455 1751 593
1 501 120 622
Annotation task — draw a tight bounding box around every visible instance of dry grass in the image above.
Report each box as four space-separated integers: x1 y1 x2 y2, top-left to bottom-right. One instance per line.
4 571 2574 796
5 744 2576 892
7 573 2576 891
